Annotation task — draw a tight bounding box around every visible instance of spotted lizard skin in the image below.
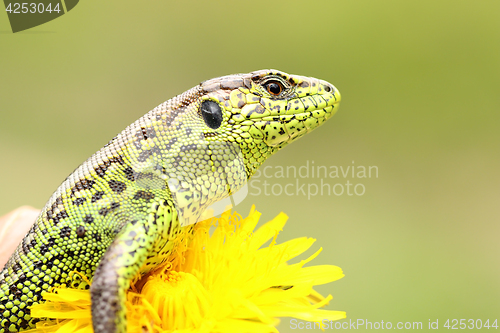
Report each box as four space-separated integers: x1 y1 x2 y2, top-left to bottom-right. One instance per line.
0 70 341 333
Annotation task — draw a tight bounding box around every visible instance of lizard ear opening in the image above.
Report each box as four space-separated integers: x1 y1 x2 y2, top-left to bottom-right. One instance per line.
200 100 223 130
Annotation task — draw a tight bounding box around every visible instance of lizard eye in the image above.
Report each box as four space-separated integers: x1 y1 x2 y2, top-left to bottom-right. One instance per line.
200 100 223 129
264 81 284 96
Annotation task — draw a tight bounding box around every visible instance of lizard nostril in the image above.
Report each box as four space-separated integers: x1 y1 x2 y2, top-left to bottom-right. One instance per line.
324 85 333 93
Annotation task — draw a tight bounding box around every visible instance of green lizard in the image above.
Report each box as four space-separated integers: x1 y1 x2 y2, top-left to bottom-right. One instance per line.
0 69 340 333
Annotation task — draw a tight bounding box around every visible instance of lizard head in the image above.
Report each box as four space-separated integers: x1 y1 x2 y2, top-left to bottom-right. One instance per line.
198 69 341 176
133 69 340 225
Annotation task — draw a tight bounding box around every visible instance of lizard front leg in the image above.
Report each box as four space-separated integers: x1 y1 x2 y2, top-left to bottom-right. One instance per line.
90 199 184 333
90 219 155 333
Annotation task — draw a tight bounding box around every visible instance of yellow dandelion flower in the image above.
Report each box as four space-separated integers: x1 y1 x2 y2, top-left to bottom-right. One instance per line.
28 207 346 333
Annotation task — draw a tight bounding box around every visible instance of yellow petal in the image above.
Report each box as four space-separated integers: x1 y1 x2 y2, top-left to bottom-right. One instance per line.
256 237 316 264
42 289 91 304
279 265 345 286
249 212 288 250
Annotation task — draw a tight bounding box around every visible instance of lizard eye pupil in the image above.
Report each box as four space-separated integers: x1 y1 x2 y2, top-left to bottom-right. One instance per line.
266 82 283 96
200 100 223 129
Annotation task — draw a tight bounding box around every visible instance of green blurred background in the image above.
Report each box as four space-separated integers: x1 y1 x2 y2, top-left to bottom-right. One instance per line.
1 0 499 331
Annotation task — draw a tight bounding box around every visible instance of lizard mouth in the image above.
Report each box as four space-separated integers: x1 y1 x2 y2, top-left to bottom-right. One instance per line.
260 88 341 147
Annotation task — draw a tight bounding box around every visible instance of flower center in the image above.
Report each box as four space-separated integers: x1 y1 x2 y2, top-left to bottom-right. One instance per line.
140 271 211 331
